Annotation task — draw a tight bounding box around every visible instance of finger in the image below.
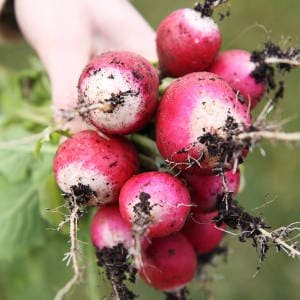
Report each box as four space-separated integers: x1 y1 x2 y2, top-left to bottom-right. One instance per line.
87 0 156 60
15 0 92 109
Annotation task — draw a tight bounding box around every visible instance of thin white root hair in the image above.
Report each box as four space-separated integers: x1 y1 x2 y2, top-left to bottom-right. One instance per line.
238 130 300 142
54 202 83 300
265 57 300 67
258 227 300 258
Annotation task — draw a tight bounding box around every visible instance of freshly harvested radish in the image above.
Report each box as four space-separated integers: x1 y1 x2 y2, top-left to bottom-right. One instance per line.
119 171 191 238
139 233 197 292
53 130 138 206
156 72 251 174
156 8 221 77
78 51 159 134
209 49 265 109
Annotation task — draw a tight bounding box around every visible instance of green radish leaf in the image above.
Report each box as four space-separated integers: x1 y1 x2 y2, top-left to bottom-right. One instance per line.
0 232 73 300
0 126 58 260
0 176 45 261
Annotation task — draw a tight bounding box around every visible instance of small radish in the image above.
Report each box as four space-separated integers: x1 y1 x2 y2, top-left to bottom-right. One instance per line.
78 51 159 135
53 130 138 206
183 169 240 213
183 211 224 255
156 8 221 77
119 171 191 238
91 205 137 300
156 72 252 174
91 205 133 250
209 49 265 109
139 233 197 292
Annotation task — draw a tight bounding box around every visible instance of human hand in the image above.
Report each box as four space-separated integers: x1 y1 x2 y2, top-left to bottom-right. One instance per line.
15 0 156 132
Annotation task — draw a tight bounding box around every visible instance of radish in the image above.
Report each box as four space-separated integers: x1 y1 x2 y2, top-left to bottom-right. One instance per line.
53 130 138 206
183 169 240 213
156 72 252 174
119 171 191 238
209 49 266 109
139 233 197 292
91 205 137 300
183 211 224 255
77 51 159 135
91 205 133 250
156 8 221 77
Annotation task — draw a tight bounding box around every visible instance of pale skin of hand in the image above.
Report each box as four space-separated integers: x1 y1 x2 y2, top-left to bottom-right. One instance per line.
15 0 156 132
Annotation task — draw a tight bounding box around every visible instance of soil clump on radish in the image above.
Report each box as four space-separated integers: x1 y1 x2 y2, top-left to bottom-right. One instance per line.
96 243 137 300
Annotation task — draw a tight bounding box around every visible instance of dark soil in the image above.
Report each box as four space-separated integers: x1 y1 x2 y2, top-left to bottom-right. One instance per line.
96 243 137 300
133 192 154 231
214 193 271 263
251 41 299 104
194 0 229 18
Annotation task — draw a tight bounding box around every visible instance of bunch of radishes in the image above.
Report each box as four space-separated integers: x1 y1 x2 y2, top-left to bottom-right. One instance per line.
52 2 297 299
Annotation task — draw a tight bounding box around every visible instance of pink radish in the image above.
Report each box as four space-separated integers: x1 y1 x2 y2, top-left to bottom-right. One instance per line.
183 169 240 213
156 72 252 174
119 171 191 238
91 205 138 300
78 51 159 134
139 233 197 292
209 49 266 109
183 211 224 255
91 205 133 250
156 8 221 77
53 130 138 206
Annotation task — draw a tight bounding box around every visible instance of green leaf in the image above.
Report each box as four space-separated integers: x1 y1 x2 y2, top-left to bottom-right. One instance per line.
0 232 73 300
0 176 45 261
0 151 32 182
0 127 58 260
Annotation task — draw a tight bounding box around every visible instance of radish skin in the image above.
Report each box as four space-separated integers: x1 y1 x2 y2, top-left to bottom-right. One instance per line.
156 8 221 77
209 49 265 109
78 51 159 134
53 130 138 205
119 171 191 238
139 233 197 291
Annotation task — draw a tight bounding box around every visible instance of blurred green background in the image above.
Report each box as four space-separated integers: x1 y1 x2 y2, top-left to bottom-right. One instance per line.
0 0 299 299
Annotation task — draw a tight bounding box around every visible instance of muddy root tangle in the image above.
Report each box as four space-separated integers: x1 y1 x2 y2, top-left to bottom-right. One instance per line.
194 0 229 18
251 41 300 104
214 193 300 266
65 183 97 210
96 243 137 300
167 115 251 175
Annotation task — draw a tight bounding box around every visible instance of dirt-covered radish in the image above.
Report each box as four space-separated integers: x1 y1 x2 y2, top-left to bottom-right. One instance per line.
119 171 191 238
183 169 240 213
156 72 252 174
53 130 138 206
139 233 197 293
156 8 221 77
77 51 159 134
209 49 266 109
183 211 224 255
91 205 137 300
